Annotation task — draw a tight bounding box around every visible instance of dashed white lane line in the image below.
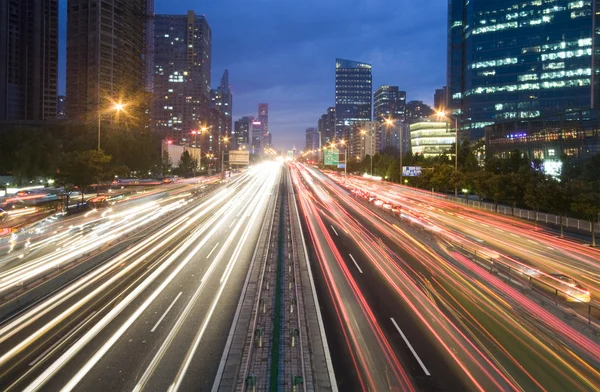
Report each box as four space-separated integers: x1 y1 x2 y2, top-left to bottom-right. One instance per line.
228 219 237 228
390 318 431 376
528 239 538 245
151 292 183 333
206 242 220 259
330 225 339 236
348 254 363 274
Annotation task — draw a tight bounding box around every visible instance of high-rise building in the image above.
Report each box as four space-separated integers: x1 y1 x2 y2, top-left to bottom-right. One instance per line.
66 0 151 123
258 103 270 147
211 69 232 137
448 0 600 139
0 0 58 122
318 107 336 146
405 100 434 123
305 127 319 153
152 11 212 144
233 116 253 150
350 121 379 160
335 58 372 140
434 86 448 111
251 118 263 154
374 86 406 123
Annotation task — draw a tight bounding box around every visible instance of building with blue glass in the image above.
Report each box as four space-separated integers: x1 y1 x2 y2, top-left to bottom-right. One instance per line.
335 58 372 141
448 0 599 140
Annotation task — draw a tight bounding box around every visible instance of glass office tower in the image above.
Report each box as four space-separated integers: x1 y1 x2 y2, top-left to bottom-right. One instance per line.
335 58 372 140
448 0 600 139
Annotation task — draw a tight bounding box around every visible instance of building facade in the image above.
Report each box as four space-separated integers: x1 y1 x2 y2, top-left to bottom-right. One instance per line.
350 121 380 160
0 0 58 122
485 110 600 175
258 103 270 147
66 0 150 123
211 69 232 139
335 58 372 140
57 95 66 119
434 86 448 111
410 121 456 158
448 0 600 140
233 116 253 150
152 11 212 143
405 100 434 124
305 127 319 153
374 86 406 123
318 106 336 146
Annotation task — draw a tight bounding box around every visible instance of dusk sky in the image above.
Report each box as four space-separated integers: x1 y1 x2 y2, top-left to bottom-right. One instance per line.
59 0 447 150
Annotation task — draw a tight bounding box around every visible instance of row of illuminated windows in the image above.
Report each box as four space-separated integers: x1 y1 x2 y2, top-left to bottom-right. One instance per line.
468 78 590 94
495 111 541 120
469 57 518 69
541 48 591 60
516 68 591 81
472 10 590 36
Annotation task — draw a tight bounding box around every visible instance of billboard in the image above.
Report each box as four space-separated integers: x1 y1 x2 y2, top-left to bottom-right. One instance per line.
229 150 250 166
324 148 339 166
402 166 422 177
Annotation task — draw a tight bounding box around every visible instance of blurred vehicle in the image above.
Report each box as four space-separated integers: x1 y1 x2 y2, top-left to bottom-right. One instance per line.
534 273 591 303
88 195 110 209
0 208 7 222
509 256 541 277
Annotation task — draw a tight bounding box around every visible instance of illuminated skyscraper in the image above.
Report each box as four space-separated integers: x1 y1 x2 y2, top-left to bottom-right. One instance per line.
152 11 212 143
335 58 372 140
448 0 600 139
0 0 58 121
374 86 405 122
66 0 151 122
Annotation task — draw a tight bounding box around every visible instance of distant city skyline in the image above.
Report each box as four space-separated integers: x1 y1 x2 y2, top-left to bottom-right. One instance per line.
57 0 447 149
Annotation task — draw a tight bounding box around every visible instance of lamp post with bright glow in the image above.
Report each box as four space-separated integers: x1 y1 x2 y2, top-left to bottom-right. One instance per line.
436 110 459 198
98 101 126 151
385 118 401 184
220 136 229 179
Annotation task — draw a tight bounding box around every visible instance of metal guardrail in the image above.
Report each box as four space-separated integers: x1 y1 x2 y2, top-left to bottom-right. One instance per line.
442 194 600 234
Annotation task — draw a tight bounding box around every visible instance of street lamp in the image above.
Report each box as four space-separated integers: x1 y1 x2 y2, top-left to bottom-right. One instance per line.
436 110 459 198
220 136 229 178
385 117 401 184
340 139 347 178
98 101 126 151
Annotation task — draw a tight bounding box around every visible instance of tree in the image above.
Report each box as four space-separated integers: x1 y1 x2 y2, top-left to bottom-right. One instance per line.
570 180 600 246
545 178 570 238
430 164 454 193
178 150 197 177
485 175 504 211
58 150 112 192
161 149 173 176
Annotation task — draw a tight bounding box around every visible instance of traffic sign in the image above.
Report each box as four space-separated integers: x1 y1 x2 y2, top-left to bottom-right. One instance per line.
402 166 422 177
324 148 339 166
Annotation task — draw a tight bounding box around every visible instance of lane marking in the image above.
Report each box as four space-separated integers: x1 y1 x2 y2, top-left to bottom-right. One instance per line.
547 246 554 250
206 242 220 259
330 225 339 236
151 292 183 333
390 318 431 376
29 312 96 366
480 223 489 228
510 233 519 238
527 239 538 245
495 228 504 233
348 254 363 274
229 219 237 228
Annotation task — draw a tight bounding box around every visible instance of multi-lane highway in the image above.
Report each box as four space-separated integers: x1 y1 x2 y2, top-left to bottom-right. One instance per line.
1 161 599 392
291 163 600 391
0 164 281 391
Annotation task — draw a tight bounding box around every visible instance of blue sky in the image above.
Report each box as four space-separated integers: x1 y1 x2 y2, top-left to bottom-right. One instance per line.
59 0 447 150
